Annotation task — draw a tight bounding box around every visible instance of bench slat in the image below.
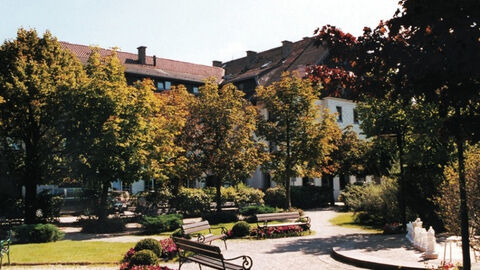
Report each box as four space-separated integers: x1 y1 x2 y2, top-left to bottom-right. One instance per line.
189 255 243 270
182 220 210 230
173 237 223 260
183 224 211 234
256 212 300 222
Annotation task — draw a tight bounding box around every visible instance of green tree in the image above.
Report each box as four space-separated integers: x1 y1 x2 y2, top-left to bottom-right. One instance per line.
0 29 86 223
184 79 266 212
256 72 341 208
63 49 180 221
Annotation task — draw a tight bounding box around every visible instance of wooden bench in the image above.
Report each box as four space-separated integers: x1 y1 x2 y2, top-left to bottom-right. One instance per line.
173 237 252 270
182 220 228 249
0 231 11 268
256 212 311 231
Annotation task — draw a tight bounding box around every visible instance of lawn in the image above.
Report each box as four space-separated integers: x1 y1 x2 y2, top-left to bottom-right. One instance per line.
328 212 382 233
10 240 134 264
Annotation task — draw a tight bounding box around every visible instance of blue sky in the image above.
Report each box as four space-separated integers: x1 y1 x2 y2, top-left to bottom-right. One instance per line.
1 0 399 66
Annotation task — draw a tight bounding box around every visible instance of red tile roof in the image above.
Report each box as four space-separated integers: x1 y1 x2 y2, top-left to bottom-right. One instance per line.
60 42 224 84
223 37 328 86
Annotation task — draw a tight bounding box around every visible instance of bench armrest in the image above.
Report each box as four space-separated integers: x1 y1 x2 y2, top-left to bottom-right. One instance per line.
224 255 253 270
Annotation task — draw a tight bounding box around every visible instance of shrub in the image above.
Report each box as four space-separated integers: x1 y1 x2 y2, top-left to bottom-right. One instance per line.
141 214 182 234
291 186 330 209
202 211 238 225
36 190 63 222
159 238 177 259
13 224 64 243
235 183 265 206
80 217 126 233
250 225 307 238
436 145 480 239
231 221 250 237
264 186 286 208
239 205 277 217
171 228 191 239
170 188 211 217
129 250 158 267
135 190 172 216
134 238 163 257
340 177 400 226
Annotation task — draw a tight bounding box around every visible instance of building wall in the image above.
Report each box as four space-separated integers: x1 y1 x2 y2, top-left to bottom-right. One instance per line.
318 97 364 138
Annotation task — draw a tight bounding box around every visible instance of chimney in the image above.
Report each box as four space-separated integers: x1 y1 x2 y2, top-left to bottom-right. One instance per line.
137 46 146 65
282 40 293 58
153 55 157 66
246 50 257 64
212 60 222 67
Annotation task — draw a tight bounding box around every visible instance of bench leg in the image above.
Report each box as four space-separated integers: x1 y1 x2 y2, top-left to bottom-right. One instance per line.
198 263 202 270
223 239 227 250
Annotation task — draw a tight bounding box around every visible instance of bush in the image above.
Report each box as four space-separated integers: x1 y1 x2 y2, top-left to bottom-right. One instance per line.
291 186 330 209
170 188 211 217
135 190 172 216
134 238 162 257
202 211 238 225
235 183 264 206
239 205 277 217
264 186 286 208
36 190 63 222
171 228 191 239
231 221 250 237
340 177 400 226
13 224 64 243
80 217 126 233
129 250 158 267
141 214 182 234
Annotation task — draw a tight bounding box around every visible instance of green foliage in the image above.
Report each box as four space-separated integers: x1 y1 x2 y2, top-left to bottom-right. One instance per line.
291 186 330 209
134 238 162 257
36 191 63 223
181 79 267 211
13 224 64 243
170 188 210 217
239 205 277 217
129 250 158 267
204 184 265 207
0 28 87 223
80 217 126 233
340 178 400 226
235 183 265 206
171 228 191 239
256 72 341 208
231 221 250 237
436 145 480 237
264 186 287 208
141 214 182 234
202 211 238 225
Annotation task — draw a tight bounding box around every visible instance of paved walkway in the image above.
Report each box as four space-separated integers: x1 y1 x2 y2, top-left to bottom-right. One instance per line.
4 208 480 269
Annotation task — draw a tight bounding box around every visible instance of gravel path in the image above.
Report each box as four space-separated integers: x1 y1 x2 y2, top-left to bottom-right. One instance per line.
5 208 371 270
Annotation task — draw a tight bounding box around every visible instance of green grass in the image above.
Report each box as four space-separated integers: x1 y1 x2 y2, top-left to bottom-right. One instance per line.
9 240 134 264
329 212 382 233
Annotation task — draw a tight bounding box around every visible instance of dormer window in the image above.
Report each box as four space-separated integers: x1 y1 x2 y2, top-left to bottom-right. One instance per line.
353 108 359 124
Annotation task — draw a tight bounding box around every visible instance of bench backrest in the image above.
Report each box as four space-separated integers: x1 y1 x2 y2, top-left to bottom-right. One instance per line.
172 237 223 260
256 212 300 222
182 220 211 234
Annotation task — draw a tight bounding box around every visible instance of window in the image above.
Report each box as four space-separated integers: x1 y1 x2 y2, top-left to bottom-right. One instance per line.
193 87 199 94
353 108 359 124
165 81 171 90
336 106 343 122
157 82 164 91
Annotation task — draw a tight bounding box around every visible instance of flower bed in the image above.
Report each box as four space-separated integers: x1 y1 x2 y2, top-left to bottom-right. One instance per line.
250 225 308 238
120 238 177 270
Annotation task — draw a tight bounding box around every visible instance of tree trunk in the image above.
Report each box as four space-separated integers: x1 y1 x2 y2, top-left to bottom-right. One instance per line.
397 134 406 231
98 182 110 222
457 136 471 270
24 180 38 224
285 174 291 209
215 177 222 212
328 175 335 206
